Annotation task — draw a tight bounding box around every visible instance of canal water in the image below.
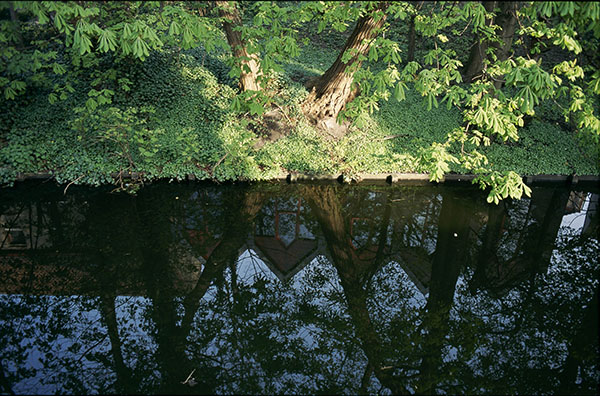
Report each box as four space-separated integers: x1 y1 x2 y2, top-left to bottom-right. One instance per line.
0 181 598 395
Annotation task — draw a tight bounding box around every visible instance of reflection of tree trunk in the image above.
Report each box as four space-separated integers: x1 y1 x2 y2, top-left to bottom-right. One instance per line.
135 188 265 393
134 192 192 393
558 283 599 394
100 295 132 394
302 186 407 394
470 201 506 293
473 187 570 294
526 188 570 265
46 200 66 249
373 194 392 274
179 190 265 333
417 192 471 395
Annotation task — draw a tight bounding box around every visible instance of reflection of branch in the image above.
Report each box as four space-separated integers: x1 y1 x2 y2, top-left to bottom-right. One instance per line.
76 333 109 363
360 363 373 393
181 369 196 385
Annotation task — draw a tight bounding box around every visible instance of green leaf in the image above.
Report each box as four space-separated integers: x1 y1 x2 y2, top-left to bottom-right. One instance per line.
394 82 406 101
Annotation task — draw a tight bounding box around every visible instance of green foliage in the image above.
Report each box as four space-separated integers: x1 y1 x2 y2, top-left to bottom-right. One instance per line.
0 1 598 201
476 171 532 204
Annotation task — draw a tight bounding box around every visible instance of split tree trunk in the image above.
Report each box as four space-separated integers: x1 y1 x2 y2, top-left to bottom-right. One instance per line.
216 1 261 91
463 1 518 85
302 4 387 132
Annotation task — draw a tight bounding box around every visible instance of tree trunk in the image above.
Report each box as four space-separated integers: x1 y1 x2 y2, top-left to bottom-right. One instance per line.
9 3 23 49
463 1 518 85
492 1 518 89
216 1 260 91
463 1 497 82
302 5 387 132
406 1 424 63
407 14 416 62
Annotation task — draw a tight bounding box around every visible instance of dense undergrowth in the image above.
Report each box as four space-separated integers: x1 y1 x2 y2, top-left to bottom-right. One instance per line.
0 25 598 189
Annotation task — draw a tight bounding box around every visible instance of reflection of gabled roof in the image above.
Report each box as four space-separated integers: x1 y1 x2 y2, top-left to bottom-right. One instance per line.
184 228 222 261
247 236 324 282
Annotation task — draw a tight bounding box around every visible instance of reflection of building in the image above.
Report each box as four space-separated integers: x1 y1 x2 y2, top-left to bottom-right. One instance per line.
2 186 593 298
248 198 324 282
1 205 51 250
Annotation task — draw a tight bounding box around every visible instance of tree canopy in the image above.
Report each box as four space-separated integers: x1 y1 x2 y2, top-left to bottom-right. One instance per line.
0 1 598 201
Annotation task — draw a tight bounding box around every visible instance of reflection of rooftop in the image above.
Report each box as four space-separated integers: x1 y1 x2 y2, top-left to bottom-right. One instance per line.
249 237 321 282
184 227 222 261
249 198 323 282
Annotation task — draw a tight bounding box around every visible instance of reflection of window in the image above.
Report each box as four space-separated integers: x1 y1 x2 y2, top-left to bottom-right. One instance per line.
256 198 315 244
3 228 27 248
253 198 318 281
278 214 297 247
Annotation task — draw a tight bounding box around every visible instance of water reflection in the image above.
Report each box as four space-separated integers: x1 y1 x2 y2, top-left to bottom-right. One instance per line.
0 182 598 394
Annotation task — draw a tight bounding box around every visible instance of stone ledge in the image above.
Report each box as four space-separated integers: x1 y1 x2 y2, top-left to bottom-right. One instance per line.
6 169 600 187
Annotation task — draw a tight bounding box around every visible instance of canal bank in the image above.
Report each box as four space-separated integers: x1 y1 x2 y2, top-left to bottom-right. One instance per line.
8 170 600 187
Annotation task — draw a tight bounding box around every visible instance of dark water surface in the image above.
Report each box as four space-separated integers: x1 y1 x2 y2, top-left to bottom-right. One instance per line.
0 181 598 395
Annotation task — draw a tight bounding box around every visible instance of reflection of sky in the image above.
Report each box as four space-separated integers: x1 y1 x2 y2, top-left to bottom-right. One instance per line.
0 294 164 395
237 249 279 285
1 190 598 394
1 295 112 395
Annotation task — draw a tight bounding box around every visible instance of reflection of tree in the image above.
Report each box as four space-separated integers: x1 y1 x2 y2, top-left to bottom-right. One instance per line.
416 190 473 394
450 224 599 394
128 185 267 393
559 282 599 394
471 187 571 296
0 182 598 394
301 185 401 392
